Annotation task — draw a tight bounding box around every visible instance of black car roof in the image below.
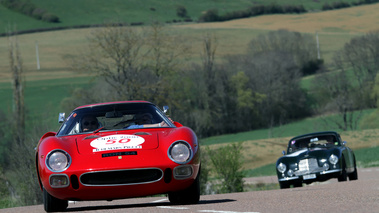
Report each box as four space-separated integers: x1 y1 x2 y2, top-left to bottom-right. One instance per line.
289 131 339 141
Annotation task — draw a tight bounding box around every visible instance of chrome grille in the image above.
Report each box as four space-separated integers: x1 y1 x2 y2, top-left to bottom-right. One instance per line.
298 158 318 173
80 168 163 186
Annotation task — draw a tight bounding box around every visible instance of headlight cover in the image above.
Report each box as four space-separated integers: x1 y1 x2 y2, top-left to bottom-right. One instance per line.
168 141 193 164
329 154 338 165
277 163 287 173
46 150 71 172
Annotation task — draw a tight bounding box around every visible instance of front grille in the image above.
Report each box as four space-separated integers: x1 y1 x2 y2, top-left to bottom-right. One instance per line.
80 168 163 186
298 158 318 173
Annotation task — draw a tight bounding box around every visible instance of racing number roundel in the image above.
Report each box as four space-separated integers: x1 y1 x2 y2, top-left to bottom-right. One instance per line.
90 134 145 152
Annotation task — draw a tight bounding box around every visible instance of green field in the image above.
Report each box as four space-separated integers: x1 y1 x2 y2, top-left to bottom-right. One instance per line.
0 0 369 35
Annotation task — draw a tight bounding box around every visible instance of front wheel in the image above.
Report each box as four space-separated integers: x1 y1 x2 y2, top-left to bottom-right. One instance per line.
338 157 347 182
279 181 290 189
168 174 200 205
348 156 358 181
43 187 68 212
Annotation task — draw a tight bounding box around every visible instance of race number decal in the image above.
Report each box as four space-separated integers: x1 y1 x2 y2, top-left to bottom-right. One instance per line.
90 134 145 152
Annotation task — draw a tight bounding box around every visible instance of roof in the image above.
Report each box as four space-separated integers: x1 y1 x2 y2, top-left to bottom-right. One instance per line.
74 100 151 110
289 131 339 141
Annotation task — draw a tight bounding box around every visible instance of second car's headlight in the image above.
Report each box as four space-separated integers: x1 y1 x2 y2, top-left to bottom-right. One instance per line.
168 141 192 164
46 150 71 172
277 163 287 173
329 154 338 165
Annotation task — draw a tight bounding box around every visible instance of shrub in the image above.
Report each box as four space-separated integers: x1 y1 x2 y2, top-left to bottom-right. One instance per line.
176 5 188 18
198 9 219 22
32 8 45 20
42 13 60 23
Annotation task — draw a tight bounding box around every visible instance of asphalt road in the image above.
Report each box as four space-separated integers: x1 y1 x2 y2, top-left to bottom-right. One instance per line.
2 167 379 213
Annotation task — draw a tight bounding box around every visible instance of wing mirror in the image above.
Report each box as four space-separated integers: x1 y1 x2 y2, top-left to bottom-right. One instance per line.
163 106 169 114
58 113 65 123
282 150 286 155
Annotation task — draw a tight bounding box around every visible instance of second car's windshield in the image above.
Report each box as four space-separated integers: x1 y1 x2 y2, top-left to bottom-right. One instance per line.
57 103 173 136
287 134 340 154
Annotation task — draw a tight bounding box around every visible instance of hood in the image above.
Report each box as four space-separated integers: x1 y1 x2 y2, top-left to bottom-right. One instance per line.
285 147 337 159
76 132 159 154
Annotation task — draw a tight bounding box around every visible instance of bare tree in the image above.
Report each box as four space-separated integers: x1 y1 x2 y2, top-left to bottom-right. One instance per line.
8 32 25 142
68 23 191 106
247 29 319 75
311 31 379 131
333 30 379 109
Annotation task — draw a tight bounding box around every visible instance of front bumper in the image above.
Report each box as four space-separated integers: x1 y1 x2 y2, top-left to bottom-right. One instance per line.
42 164 199 201
278 168 342 182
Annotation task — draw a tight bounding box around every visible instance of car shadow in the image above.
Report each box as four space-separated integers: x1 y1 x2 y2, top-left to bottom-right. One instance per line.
65 199 235 212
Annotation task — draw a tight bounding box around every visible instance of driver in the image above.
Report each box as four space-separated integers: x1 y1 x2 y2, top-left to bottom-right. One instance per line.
81 115 99 132
126 113 170 129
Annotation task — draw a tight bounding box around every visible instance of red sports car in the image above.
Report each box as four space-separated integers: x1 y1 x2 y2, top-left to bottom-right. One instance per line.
35 101 200 212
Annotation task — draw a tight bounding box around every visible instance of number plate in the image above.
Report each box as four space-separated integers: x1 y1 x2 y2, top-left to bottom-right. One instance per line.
303 174 316 180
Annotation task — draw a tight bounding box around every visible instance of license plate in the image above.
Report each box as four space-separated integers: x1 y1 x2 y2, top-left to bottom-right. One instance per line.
303 174 316 180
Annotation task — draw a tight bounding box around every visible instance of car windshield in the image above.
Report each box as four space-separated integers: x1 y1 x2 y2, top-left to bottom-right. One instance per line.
287 134 340 154
57 103 173 136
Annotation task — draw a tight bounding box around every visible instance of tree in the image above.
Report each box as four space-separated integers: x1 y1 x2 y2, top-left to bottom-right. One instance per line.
68 23 190 107
247 29 321 76
8 32 25 143
333 30 379 109
313 31 379 130
5 30 42 207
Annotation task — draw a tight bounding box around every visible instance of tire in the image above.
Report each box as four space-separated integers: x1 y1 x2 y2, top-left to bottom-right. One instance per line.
279 182 290 189
43 187 68 212
293 181 303 188
338 157 347 182
348 156 358 181
168 174 200 205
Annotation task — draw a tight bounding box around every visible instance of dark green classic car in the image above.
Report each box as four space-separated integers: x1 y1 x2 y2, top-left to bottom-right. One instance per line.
276 131 358 189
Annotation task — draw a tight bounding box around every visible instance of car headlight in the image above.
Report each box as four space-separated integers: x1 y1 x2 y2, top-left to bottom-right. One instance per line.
168 141 192 164
46 150 71 172
329 154 338 165
277 163 287 173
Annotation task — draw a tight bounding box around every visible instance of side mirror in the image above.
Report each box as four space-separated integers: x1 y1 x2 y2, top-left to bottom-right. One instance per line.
342 141 347 146
58 113 65 123
282 150 286 155
163 106 169 114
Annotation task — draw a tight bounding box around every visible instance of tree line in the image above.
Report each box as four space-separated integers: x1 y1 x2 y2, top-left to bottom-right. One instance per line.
63 24 379 137
1 23 379 208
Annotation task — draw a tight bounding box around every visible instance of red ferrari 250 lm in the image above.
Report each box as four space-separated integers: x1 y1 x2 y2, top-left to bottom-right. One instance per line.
35 101 200 212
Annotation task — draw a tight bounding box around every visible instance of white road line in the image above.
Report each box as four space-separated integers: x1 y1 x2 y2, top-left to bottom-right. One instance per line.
157 206 190 210
152 198 168 203
198 210 259 213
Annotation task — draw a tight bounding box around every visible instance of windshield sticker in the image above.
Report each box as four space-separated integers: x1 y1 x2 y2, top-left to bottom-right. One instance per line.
90 134 145 152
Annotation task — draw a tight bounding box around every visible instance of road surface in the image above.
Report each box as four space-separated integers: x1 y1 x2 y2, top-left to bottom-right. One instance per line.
2 167 379 213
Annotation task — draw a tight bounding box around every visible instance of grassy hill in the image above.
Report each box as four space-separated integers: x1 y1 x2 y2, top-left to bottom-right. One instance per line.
0 0 368 35
0 2 378 144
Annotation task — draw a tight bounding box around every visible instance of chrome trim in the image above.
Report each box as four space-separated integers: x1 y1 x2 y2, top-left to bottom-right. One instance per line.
167 141 193 164
49 174 70 188
320 169 341 175
279 176 300 181
45 149 71 172
79 168 163 187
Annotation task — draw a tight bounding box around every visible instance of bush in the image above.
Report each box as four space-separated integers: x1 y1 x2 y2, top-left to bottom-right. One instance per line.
42 13 60 23
32 8 45 20
198 9 219 22
176 5 188 18
0 0 60 23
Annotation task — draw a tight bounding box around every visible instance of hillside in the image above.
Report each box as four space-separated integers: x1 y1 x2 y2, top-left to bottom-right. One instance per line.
0 0 374 34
